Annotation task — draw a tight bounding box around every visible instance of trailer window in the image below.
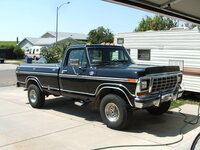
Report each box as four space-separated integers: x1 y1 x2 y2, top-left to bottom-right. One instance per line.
138 49 150 60
117 38 124 44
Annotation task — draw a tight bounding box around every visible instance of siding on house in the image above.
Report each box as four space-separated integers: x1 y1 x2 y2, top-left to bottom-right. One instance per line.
19 40 34 50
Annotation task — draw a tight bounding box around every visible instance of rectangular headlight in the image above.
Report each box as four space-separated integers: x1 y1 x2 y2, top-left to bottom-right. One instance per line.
140 80 149 91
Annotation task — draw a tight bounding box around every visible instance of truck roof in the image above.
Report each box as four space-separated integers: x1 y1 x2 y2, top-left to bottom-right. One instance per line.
67 44 124 49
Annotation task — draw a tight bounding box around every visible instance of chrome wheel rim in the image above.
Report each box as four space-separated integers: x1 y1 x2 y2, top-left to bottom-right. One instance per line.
105 103 120 122
30 89 37 103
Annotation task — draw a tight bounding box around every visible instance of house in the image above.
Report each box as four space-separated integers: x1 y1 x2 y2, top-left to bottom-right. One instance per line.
114 27 200 94
41 31 87 40
18 32 87 50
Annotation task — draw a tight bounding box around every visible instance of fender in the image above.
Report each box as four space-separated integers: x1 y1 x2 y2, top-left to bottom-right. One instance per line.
96 85 134 107
25 76 43 91
95 83 135 97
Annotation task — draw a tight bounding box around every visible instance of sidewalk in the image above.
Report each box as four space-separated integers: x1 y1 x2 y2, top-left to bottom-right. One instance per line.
0 63 17 70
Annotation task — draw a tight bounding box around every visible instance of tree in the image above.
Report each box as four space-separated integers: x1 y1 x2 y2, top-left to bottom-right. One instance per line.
134 15 179 32
41 38 80 63
184 22 200 29
87 26 114 44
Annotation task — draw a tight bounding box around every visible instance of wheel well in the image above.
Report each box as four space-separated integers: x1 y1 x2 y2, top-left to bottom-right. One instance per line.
94 88 131 110
26 79 41 90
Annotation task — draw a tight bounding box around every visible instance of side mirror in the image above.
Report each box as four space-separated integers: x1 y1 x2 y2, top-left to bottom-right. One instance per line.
70 59 79 66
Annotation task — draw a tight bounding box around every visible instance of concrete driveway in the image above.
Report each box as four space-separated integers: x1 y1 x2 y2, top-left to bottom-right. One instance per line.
0 86 199 150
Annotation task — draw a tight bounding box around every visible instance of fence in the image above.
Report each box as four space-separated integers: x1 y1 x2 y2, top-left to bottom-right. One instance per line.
0 49 14 59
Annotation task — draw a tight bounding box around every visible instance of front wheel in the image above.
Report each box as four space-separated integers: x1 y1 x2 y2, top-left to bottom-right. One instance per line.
28 84 45 108
100 94 132 130
147 101 171 115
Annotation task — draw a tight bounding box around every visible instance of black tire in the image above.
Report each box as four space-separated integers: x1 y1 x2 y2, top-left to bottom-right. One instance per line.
100 94 132 130
28 84 45 108
147 101 171 115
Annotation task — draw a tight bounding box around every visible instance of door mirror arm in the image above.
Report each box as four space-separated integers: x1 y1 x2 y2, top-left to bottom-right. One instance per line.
78 66 86 71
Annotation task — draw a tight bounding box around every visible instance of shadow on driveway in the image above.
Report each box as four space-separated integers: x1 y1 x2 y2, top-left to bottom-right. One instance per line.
35 96 200 138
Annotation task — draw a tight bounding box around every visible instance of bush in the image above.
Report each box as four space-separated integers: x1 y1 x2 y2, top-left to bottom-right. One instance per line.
41 46 60 63
13 46 24 59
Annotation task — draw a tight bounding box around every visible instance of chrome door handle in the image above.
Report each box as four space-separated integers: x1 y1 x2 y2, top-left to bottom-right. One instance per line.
62 70 68 74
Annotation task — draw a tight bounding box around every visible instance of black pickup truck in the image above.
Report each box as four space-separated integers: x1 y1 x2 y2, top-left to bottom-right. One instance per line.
16 44 183 129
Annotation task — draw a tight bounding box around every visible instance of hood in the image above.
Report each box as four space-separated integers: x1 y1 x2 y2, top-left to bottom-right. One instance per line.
96 64 180 79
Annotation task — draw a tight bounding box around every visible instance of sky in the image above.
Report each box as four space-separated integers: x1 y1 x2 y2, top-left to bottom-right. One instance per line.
0 0 155 41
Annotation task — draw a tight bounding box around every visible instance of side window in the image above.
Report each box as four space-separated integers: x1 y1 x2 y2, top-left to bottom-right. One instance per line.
67 49 87 66
138 49 151 60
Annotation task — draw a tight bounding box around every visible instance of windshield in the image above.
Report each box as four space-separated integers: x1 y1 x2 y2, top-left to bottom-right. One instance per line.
88 48 132 65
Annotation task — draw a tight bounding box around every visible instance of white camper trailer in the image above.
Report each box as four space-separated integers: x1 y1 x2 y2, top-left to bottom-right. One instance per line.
115 27 200 94
25 46 43 59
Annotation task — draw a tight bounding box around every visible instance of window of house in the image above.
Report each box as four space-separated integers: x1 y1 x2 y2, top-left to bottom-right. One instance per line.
138 49 151 60
117 38 124 44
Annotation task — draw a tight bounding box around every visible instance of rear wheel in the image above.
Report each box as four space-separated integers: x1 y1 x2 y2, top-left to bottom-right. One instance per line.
147 101 171 115
28 84 45 108
100 94 132 130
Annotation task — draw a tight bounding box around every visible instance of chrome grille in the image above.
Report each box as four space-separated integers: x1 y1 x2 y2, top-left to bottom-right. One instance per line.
151 75 177 93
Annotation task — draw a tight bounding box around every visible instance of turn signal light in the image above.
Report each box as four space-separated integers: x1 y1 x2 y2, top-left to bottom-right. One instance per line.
128 79 137 82
137 91 149 96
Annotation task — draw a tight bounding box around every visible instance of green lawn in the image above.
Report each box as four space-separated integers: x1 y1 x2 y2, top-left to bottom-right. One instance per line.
0 41 16 46
170 93 200 109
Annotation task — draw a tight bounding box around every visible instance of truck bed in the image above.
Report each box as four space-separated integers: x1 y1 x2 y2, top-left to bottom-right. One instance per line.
16 63 61 95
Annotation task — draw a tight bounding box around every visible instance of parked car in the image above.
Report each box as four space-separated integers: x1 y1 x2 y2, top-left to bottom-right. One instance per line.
0 53 5 63
16 44 183 129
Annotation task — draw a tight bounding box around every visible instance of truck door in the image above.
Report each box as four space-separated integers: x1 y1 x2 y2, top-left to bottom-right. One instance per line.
59 48 90 96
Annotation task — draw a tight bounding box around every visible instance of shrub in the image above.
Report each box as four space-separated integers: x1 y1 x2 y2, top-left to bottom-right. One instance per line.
13 46 24 59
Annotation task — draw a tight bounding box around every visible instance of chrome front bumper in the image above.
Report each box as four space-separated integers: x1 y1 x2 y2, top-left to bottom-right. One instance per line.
133 88 184 108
